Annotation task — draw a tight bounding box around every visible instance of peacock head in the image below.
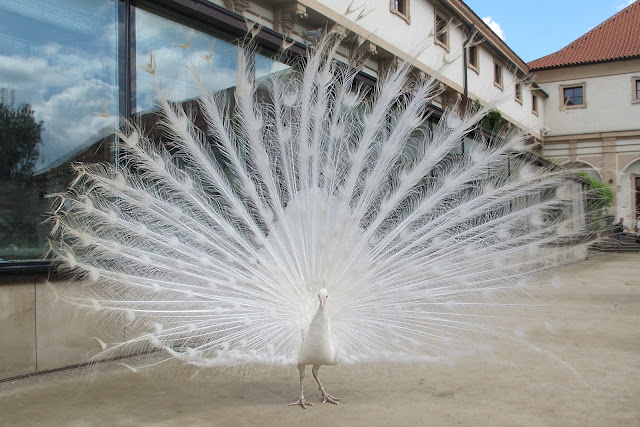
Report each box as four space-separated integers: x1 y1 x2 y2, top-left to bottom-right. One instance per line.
317 288 329 307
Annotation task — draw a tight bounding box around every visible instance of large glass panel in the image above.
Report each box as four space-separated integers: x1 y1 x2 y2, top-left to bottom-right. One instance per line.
134 8 241 114
133 7 292 183
0 0 119 262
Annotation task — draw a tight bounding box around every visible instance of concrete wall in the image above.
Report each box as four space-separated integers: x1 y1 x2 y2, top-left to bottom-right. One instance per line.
0 280 124 380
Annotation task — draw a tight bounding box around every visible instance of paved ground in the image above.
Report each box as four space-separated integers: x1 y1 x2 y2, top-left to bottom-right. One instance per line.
1 253 639 426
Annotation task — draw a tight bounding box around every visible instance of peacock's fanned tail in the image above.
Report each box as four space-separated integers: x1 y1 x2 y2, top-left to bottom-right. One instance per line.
48 29 588 369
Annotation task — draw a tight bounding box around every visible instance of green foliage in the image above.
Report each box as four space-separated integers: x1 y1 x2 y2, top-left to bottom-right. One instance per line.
474 100 505 134
576 172 614 209
0 101 44 179
575 172 615 232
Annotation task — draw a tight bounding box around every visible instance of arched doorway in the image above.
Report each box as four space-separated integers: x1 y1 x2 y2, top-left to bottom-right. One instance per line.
561 161 603 181
620 159 640 226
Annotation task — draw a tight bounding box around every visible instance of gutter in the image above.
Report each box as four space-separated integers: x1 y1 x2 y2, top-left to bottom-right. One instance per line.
436 0 472 98
435 0 547 97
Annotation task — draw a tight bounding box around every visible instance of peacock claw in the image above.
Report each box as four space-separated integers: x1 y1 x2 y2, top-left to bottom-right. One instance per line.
289 398 314 409
321 393 340 405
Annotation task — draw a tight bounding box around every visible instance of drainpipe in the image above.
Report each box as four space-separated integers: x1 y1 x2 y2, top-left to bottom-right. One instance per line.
435 0 472 98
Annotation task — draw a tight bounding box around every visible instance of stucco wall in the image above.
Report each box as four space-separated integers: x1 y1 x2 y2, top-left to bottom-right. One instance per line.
252 0 543 134
539 72 640 136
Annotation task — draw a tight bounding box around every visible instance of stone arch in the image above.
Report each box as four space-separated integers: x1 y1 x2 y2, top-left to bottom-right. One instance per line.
561 160 603 181
620 157 640 175
618 158 640 224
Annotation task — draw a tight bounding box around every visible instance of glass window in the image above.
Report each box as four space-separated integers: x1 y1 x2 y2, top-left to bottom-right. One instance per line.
435 14 448 48
635 79 640 100
468 45 478 70
563 86 584 106
392 0 407 15
134 8 241 114
0 0 120 262
515 83 522 103
134 8 290 114
494 62 503 88
132 6 292 188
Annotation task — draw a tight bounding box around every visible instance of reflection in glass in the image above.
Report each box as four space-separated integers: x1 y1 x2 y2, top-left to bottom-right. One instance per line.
133 7 292 191
0 0 119 261
134 8 240 114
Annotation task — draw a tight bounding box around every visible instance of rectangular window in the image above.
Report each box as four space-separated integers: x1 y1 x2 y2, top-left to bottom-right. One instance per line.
515 83 523 104
532 94 539 115
434 13 449 50
468 45 479 72
559 83 586 109
633 76 640 104
390 0 410 23
0 0 120 262
494 61 503 89
563 87 583 105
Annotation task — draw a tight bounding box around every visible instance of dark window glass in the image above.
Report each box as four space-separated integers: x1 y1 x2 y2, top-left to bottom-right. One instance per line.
563 86 584 106
494 63 502 86
393 0 406 15
515 83 522 101
636 80 640 99
468 45 477 68
0 0 119 262
435 15 448 46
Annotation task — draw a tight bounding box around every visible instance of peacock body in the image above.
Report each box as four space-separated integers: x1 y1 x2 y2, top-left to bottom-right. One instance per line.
49 30 587 406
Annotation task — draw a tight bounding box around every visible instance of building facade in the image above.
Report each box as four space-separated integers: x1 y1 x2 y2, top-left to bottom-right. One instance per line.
529 1 640 225
0 0 578 379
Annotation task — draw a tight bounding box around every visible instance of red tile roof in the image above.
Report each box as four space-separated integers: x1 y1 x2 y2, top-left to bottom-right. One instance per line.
528 1 640 71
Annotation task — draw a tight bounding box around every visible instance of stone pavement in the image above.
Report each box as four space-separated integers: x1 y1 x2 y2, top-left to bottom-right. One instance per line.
0 253 638 426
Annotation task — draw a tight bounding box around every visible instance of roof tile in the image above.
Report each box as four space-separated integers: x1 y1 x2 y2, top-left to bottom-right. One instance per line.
528 1 640 70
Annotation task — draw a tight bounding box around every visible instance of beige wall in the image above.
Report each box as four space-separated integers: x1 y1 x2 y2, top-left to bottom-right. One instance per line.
536 59 640 137
537 59 640 223
1 280 125 380
543 132 640 223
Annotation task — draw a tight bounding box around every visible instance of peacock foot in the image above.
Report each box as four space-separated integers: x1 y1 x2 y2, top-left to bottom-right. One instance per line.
321 393 340 405
289 398 314 409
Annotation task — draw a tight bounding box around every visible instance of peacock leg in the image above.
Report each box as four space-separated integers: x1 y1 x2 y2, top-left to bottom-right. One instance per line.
312 365 340 405
289 364 314 408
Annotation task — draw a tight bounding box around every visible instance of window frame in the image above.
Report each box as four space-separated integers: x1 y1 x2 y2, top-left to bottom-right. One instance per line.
493 60 503 90
514 82 523 105
632 76 640 104
559 82 587 110
390 0 410 24
0 0 377 274
532 93 539 116
467 44 479 74
434 11 449 51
